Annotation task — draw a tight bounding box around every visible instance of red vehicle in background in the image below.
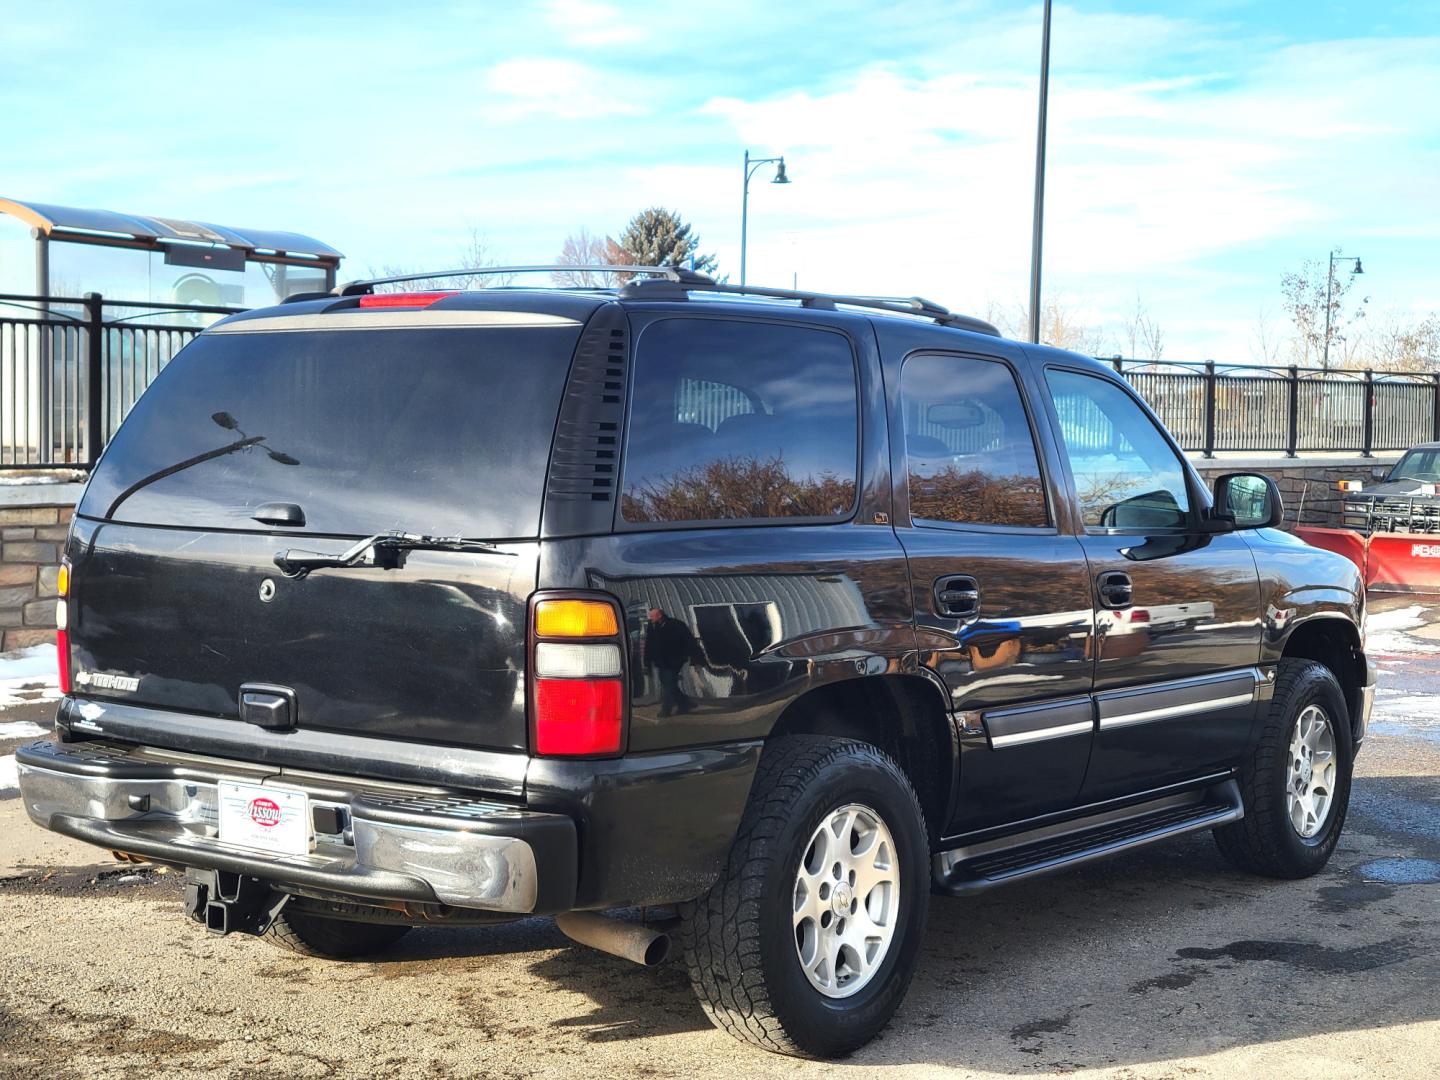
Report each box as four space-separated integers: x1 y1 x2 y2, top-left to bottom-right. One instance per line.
1297 443 1440 593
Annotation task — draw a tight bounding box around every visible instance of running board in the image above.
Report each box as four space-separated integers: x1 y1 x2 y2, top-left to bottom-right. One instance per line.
933 779 1244 894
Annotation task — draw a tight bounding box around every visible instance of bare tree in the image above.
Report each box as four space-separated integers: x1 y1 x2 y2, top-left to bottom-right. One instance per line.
1280 254 1367 368
365 228 514 292
1120 294 1165 364
552 228 624 288
996 296 1104 355
1250 304 1283 366
1362 308 1440 372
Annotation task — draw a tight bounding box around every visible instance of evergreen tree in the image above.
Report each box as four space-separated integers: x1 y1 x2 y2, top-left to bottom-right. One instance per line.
615 207 717 276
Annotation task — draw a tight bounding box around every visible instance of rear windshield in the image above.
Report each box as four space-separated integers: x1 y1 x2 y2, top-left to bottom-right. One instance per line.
80 325 581 538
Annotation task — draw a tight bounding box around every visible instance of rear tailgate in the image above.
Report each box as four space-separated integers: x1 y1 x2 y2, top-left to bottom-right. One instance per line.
66 304 590 753
69 520 537 750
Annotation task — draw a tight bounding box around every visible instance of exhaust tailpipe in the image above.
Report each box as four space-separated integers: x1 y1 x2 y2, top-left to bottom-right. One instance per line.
555 911 671 967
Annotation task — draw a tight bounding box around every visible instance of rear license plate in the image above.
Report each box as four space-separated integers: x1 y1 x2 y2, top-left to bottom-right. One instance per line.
217 782 311 857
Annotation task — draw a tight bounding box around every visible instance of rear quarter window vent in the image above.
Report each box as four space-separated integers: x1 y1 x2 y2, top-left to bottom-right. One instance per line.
543 304 631 536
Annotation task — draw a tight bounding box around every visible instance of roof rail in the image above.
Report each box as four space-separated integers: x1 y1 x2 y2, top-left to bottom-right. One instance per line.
328 264 1000 336
621 278 1001 336
331 265 711 297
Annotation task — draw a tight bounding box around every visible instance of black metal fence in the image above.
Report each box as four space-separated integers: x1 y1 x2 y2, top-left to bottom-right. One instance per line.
1 292 243 468
4 293 1438 470
1111 358 1438 457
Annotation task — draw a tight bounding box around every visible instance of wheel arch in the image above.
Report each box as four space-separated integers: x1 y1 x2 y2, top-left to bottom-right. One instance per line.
1279 614 1366 740
767 673 956 847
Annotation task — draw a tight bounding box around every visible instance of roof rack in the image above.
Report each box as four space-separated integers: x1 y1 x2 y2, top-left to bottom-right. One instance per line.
641 279 1000 337
330 264 697 297
327 263 1001 336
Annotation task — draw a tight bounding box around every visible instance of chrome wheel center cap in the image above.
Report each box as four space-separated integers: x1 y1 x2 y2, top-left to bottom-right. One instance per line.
831 882 854 917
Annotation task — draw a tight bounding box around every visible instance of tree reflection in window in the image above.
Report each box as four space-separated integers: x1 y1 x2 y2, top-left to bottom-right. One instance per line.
622 455 855 523
909 465 1047 527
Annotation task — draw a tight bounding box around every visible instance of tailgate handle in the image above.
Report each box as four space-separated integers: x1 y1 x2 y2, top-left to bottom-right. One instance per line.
253 503 306 527
239 684 297 730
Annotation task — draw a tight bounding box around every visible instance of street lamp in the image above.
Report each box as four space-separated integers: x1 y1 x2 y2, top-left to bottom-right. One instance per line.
1322 251 1363 369
740 150 790 286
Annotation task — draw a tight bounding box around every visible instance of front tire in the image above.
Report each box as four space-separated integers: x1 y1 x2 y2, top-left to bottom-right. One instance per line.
679 736 930 1058
1214 659 1354 878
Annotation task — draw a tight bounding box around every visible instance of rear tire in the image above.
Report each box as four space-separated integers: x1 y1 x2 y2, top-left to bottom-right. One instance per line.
1214 659 1353 878
263 906 412 959
679 736 930 1058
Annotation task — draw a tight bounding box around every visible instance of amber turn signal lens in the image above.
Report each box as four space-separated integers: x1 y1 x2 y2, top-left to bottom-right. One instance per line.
57 562 69 597
534 599 619 638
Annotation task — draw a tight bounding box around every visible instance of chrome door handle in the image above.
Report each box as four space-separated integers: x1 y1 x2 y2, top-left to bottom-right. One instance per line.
934 575 980 618
1097 571 1133 609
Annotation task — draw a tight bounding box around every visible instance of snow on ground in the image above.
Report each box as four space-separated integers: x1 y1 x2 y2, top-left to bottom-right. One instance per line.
1367 604 1432 655
0 470 85 485
1372 690 1440 724
1364 600 1440 740
0 645 60 709
0 754 16 795
0 721 47 739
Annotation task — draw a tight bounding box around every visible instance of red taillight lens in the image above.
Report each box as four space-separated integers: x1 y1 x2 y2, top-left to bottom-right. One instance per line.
356 291 458 308
533 679 623 755
56 627 71 695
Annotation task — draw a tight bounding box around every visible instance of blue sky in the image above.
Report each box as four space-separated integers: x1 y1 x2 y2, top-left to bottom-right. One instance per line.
3 1 1437 360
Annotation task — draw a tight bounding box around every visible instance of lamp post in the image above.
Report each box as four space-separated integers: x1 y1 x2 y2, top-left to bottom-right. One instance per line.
740 150 790 286
1028 0 1053 344
1322 251 1363 369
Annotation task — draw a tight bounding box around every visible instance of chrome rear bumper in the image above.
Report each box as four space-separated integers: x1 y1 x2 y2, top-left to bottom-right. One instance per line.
16 739 576 914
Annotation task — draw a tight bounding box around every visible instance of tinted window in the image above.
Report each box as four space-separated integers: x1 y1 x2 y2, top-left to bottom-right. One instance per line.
1047 369 1191 529
80 325 580 537
621 319 858 524
1390 449 1440 482
901 355 1048 527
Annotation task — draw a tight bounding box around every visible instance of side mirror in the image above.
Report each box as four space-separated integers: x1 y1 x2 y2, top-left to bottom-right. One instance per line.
1213 472 1283 530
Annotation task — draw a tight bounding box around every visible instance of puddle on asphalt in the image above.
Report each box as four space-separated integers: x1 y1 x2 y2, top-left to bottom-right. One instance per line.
1356 857 1440 885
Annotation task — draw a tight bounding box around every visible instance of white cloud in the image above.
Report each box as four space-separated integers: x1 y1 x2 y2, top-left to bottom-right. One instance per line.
481 58 645 120
693 29 1440 358
540 0 646 47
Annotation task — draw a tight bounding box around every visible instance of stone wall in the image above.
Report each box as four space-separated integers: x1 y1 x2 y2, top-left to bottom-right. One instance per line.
1 500 74 649
1189 455 1398 530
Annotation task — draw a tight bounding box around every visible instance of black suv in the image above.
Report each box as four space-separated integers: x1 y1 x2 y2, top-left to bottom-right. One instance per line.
18 267 1376 1058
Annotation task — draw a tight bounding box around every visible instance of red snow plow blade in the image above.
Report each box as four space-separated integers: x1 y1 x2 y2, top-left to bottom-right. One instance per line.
1296 527 1440 593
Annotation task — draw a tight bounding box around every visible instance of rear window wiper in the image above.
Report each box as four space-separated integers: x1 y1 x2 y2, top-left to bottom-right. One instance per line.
274 532 516 578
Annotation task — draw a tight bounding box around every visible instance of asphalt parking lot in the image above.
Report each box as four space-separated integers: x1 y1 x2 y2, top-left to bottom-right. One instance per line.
2 598 1438 1080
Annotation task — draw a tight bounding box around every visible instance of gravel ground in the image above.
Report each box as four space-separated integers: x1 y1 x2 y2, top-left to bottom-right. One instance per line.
2 601 1438 1079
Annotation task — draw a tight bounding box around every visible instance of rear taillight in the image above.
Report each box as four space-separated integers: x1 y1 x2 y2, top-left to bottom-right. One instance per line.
56 557 71 694
529 595 625 757
356 291 459 308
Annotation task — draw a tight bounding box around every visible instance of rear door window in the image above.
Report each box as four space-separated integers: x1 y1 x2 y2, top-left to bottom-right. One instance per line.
79 324 582 538
621 318 859 525
900 354 1049 528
